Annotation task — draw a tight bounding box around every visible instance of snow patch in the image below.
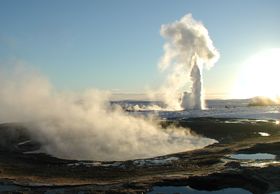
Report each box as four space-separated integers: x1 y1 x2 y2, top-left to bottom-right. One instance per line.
17 140 31 146
67 161 124 168
258 132 270 137
133 157 179 167
241 161 280 168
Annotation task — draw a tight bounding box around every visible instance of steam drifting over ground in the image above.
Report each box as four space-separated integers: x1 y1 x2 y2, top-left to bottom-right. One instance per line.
155 14 219 110
0 67 216 161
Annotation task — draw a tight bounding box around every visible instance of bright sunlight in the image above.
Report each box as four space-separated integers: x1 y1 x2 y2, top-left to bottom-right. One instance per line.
232 48 280 101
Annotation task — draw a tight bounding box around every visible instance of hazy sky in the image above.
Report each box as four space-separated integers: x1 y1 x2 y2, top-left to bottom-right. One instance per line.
1 0 280 98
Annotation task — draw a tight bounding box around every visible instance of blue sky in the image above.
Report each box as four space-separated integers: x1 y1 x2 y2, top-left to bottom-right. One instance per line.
1 0 280 98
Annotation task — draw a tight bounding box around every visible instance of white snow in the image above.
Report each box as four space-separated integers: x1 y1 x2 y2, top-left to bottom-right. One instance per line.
258 132 270 137
24 149 44 154
67 161 124 168
17 140 31 146
158 106 280 120
133 157 179 167
124 99 280 121
241 161 280 168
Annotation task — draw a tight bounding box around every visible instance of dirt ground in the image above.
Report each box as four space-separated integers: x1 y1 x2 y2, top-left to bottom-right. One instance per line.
0 118 280 193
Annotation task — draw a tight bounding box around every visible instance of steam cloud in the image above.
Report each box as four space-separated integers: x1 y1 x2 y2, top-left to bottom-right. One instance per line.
157 14 219 110
0 67 216 161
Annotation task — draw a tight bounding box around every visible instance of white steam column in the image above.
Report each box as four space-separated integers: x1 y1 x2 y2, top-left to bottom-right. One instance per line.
181 62 204 110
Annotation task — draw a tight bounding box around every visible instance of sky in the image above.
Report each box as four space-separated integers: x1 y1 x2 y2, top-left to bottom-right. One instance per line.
1 0 280 99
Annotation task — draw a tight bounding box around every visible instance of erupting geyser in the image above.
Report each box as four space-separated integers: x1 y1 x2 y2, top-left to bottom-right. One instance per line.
157 14 220 110
181 60 204 110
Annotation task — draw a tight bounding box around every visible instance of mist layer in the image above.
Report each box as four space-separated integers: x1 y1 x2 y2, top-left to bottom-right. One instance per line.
0 68 216 161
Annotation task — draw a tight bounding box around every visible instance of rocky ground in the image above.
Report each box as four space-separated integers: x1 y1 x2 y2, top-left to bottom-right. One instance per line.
0 118 280 193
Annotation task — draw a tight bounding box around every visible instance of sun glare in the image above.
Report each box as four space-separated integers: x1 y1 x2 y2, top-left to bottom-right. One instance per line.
232 48 280 101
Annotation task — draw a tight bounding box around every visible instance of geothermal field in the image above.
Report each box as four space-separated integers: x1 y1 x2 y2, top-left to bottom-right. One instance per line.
1 1 280 194
0 99 280 193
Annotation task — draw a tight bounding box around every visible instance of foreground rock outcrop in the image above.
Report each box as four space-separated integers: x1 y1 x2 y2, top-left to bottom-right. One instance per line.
0 118 280 193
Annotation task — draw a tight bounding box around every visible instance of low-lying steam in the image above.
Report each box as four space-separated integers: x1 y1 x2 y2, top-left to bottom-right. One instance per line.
0 68 216 161
157 14 219 110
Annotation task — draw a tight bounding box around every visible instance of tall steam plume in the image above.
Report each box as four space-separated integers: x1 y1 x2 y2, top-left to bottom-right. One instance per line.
158 14 219 110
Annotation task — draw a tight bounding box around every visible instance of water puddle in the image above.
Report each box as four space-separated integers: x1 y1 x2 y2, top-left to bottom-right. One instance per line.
45 189 65 194
230 153 276 160
148 186 251 194
0 183 21 192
